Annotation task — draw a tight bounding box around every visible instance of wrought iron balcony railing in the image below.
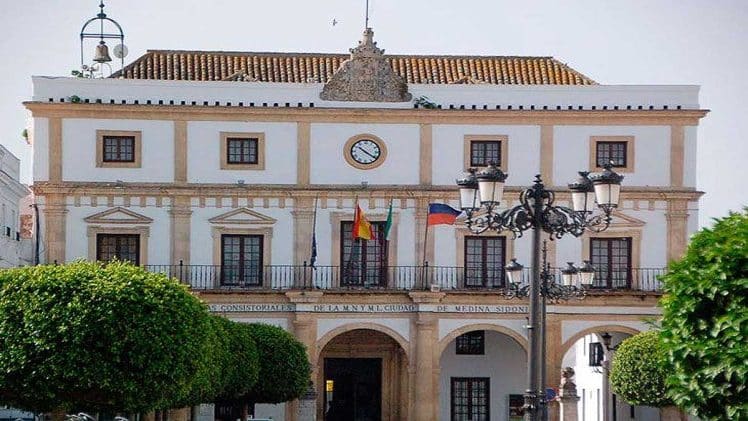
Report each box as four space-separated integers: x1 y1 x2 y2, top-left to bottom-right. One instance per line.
141 263 665 292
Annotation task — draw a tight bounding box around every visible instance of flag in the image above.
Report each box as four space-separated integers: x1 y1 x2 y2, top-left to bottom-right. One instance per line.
427 203 461 226
309 197 318 269
353 203 376 240
383 200 393 241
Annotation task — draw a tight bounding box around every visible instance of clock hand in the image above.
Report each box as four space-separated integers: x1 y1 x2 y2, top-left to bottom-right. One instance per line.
356 146 378 160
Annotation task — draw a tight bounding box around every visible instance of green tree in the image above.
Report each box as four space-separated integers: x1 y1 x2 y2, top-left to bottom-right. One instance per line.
242 323 310 406
0 261 213 413
609 330 671 407
217 319 259 400
660 210 748 420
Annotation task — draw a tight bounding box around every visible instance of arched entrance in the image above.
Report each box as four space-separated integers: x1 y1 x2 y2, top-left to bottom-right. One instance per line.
317 328 409 421
560 326 658 421
438 326 528 421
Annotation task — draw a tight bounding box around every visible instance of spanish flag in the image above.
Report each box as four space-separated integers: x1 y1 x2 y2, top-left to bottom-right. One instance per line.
353 203 375 240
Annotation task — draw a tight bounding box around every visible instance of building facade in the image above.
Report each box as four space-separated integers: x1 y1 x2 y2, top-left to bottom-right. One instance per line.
26 29 705 420
0 144 32 268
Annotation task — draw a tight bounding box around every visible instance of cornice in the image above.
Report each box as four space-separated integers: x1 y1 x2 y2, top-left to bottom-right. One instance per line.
23 102 709 126
30 181 704 201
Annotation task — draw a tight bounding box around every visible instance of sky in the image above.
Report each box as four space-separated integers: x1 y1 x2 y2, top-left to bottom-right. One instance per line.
0 0 746 226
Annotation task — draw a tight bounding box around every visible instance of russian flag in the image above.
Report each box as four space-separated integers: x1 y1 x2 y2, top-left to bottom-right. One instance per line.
427 203 461 226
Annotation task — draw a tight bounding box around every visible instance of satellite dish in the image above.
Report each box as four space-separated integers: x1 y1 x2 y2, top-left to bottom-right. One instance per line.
113 44 129 59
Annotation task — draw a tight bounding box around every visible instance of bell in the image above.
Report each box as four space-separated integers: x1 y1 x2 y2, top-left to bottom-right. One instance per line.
93 41 112 63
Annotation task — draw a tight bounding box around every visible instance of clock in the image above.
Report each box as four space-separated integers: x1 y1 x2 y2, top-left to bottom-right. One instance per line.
344 134 388 169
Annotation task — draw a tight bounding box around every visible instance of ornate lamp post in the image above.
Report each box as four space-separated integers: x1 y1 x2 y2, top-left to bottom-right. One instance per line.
456 163 623 421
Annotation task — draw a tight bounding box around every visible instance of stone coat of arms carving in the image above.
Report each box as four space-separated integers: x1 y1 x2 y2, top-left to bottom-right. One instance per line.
320 28 412 103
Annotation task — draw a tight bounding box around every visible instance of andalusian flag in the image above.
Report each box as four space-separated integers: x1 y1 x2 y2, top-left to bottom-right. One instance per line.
383 200 394 241
353 203 375 240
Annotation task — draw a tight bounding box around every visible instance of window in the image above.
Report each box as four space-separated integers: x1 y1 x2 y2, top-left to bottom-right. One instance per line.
451 377 490 421
226 137 259 164
464 236 506 288
456 331 485 355
590 136 634 172
96 130 142 168
470 141 501 167
96 234 140 264
103 135 135 162
596 141 627 168
589 342 604 367
220 132 265 170
464 135 508 170
340 221 388 287
221 234 263 287
590 237 632 288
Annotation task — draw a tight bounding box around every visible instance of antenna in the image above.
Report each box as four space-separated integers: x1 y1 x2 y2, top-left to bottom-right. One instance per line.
365 0 370 29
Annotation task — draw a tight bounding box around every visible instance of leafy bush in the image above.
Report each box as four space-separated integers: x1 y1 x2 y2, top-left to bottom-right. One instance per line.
0 261 212 413
609 330 671 407
242 323 310 404
215 317 259 400
660 210 748 420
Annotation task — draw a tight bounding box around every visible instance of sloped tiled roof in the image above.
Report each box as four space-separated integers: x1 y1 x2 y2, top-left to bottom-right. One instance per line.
113 50 597 85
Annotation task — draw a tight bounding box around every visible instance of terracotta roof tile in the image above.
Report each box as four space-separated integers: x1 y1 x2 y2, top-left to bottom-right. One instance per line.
113 50 596 85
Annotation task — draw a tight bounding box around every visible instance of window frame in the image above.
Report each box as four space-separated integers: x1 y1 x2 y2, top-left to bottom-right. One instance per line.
95 233 141 265
220 131 266 170
588 341 605 367
226 137 259 165
463 135 508 171
589 236 633 289
96 130 142 168
456 330 485 355
463 235 507 288
220 234 264 287
450 377 490 421
589 136 634 173
340 220 389 287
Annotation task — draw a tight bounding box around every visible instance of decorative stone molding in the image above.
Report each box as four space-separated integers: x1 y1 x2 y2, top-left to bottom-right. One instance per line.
558 367 580 421
320 28 412 103
208 207 276 225
84 207 153 224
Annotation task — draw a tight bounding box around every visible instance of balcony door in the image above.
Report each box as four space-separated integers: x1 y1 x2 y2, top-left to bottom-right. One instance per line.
464 236 506 288
221 234 263 287
590 237 632 288
340 221 387 287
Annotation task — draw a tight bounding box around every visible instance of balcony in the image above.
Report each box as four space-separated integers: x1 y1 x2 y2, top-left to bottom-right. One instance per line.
142 263 665 293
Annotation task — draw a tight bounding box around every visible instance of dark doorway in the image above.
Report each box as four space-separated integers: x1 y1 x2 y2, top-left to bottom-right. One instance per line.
324 358 382 421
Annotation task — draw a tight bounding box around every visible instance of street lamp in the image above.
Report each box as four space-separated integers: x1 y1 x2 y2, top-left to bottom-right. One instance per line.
455 162 623 421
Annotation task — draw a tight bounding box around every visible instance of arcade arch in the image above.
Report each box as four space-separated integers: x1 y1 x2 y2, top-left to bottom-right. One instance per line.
317 328 410 421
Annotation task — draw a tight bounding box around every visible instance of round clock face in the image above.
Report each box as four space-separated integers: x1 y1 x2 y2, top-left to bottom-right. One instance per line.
350 139 382 164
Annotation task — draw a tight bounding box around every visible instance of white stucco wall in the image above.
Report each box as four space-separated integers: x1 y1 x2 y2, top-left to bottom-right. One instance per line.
190 205 295 267
439 330 526 421
64 205 171 264
61 118 175 182
431 125 541 185
309 123 420 185
553 126 671 187
187 121 297 184
32 117 49 182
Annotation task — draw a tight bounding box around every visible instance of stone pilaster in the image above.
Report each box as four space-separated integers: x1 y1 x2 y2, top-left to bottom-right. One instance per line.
414 316 438 421
169 196 192 265
666 200 689 262
545 317 563 401
293 197 316 267
558 367 580 421
43 194 67 263
414 198 434 287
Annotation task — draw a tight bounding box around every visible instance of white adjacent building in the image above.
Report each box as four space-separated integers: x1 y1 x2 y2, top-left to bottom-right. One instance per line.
25 28 705 421
0 144 32 268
